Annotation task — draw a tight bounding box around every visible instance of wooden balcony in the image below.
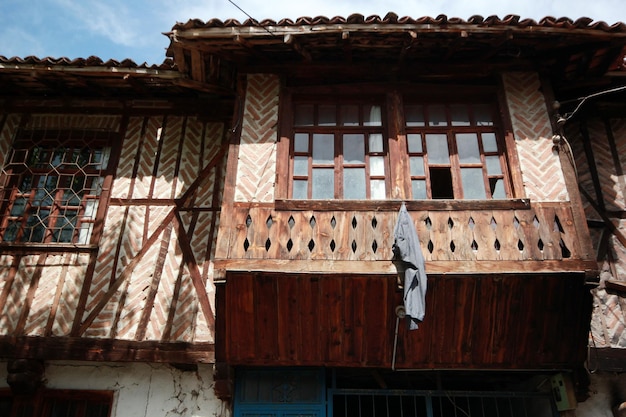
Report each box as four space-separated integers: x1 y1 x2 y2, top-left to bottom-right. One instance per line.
214 200 597 277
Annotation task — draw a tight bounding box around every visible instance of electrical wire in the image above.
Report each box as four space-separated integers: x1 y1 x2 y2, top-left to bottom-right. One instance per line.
225 0 277 37
562 85 626 122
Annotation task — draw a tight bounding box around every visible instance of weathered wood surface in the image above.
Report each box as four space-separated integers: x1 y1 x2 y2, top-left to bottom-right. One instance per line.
215 202 594 271
222 271 591 369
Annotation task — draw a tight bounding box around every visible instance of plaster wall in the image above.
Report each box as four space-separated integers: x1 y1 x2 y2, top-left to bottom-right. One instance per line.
0 361 228 417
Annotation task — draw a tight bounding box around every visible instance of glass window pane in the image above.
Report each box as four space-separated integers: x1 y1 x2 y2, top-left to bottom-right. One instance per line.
340 105 359 126
456 133 481 163
10 197 27 216
343 134 365 164
485 155 502 175
407 134 422 153
405 105 425 126
412 180 427 199
295 104 314 126
450 104 470 126
293 156 309 176
312 169 334 199
4 221 19 241
425 134 450 164
294 133 309 152
482 133 498 152
293 180 308 199
85 200 98 218
475 104 494 126
370 179 386 199
318 105 336 126
369 133 383 153
428 105 447 126
312 134 334 164
344 168 366 199
410 156 425 176
490 178 506 199
370 156 385 176
78 223 93 245
461 168 487 199
363 105 382 126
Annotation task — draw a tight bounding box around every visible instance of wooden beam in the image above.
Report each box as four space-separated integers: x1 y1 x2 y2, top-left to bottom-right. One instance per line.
273 198 531 211
0 336 214 364
77 208 176 336
284 34 312 61
213 258 597 276
173 211 216 332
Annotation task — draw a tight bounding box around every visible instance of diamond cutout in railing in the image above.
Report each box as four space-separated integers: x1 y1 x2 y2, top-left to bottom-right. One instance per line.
427 240 434 253
425 217 432 230
554 215 565 233
494 239 501 251
372 217 378 229
352 216 358 229
330 216 337 229
490 217 497 230
471 240 479 251
288 216 295 229
309 216 316 228
308 239 315 251
533 216 540 228
266 215 273 229
372 240 378 253
518 239 524 251
448 217 454 229
351 240 357 253
246 214 252 228
468 217 475 230
286 239 293 252
560 239 571 258
265 238 271 251
450 241 456 252
243 238 250 251
538 239 544 251
330 240 336 252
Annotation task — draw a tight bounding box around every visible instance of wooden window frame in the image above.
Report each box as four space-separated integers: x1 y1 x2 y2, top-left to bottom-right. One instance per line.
0 129 119 248
277 85 516 204
289 98 389 200
0 388 114 417
403 101 512 200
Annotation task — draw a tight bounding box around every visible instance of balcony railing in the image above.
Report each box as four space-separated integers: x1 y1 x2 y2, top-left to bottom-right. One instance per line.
217 202 589 268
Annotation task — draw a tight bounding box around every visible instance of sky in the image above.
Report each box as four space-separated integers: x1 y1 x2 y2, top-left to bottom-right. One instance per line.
1 0 625 65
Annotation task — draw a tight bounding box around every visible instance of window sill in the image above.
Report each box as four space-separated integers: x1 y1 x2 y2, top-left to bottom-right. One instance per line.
0 242 99 253
274 198 531 211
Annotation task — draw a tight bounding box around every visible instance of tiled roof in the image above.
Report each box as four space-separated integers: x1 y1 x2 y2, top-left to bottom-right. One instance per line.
0 55 176 70
171 13 626 33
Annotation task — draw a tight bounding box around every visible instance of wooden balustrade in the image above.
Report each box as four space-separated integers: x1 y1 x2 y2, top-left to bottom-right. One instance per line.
216 202 594 274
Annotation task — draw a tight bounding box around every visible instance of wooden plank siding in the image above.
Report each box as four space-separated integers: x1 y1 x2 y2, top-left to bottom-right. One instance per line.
221 271 591 369
0 111 228 363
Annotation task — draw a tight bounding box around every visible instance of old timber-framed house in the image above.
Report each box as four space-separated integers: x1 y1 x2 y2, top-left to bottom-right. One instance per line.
1 12 626 417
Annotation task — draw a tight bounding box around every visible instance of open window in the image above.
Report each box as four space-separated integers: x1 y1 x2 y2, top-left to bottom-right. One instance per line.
404 102 510 200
